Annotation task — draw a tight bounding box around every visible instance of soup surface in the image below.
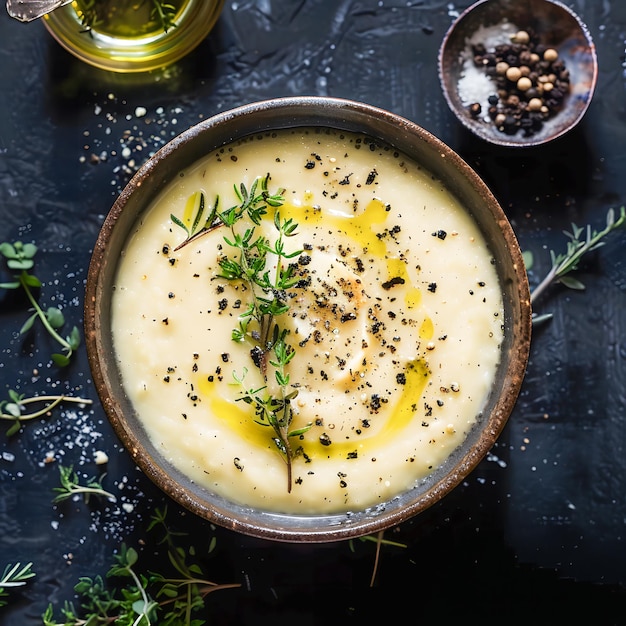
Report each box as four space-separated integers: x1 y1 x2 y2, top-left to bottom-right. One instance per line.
111 128 504 514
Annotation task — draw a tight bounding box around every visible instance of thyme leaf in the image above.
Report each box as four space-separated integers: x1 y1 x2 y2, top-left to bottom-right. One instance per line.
52 464 117 504
0 562 36 608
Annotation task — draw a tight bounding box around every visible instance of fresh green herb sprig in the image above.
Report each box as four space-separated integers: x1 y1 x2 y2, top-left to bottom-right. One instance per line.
171 175 311 492
75 0 178 35
0 562 35 608
43 507 239 626
222 182 311 493
171 174 285 251
0 241 80 366
74 0 102 32
350 530 407 588
526 206 626 324
150 0 178 32
52 464 117 505
0 389 92 437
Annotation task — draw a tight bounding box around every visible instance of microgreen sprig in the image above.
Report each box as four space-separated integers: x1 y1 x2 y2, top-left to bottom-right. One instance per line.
526 206 626 324
0 389 92 437
0 241 80 366
0 562 36 608
171 174 311 492
52 464 117 505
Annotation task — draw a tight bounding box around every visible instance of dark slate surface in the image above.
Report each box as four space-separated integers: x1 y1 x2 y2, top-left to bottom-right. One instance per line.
1 1 626 624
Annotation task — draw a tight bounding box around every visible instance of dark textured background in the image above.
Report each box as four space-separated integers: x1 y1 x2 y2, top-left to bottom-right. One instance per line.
1 1 626 623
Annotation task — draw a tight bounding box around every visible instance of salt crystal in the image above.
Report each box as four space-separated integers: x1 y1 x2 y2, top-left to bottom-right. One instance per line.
466 19 518 49
457 20 520 122
457 62 495 120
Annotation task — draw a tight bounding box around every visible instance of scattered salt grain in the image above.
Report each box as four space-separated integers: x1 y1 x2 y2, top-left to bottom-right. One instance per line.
44 451 56 464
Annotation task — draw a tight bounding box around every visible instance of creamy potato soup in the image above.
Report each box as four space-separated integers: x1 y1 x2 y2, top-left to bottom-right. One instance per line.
111 128 504 514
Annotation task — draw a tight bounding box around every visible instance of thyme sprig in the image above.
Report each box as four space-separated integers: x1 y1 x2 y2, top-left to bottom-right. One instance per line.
52 464 117 504
43 507 239 626
351 531 408 588
171 175 285 251
218 178 310 493
171 174 311 492
0 389 92 437
0 241 80 366
527 206 626 324
150 0 177 32
74 0 178 35
0 562 35 608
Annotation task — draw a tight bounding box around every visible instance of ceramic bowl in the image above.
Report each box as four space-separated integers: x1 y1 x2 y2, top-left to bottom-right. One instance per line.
84 97 532 542
438 0 598 147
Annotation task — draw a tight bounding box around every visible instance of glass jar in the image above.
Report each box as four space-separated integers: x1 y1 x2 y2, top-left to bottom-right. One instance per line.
43 0 225 73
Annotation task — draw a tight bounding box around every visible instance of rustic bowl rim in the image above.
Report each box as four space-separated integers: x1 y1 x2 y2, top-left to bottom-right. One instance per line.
438 0 598 147
84 96 532 542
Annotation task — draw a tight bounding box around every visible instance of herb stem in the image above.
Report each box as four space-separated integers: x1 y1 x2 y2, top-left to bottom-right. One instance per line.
52 465 117 504
529 265 556 304
529 206 626 306
0 395 92 422
20 275 73 355
59 485 117 502
172 221 222 252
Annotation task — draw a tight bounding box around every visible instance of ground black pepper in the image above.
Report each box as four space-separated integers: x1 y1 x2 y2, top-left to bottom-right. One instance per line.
319 433 332 446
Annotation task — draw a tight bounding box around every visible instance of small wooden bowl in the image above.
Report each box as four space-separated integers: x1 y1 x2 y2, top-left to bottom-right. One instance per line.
438 0 598 147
